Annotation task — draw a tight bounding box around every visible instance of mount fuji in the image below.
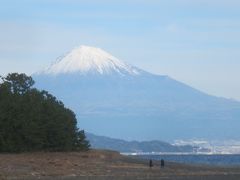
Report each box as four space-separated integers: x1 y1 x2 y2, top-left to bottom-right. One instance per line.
41 46 141 76
34 45 240 141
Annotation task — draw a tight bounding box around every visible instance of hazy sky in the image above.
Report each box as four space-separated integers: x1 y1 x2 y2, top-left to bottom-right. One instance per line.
1 0 240 100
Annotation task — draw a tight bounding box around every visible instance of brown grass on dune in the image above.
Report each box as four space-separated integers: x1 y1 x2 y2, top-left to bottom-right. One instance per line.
0 150 240 180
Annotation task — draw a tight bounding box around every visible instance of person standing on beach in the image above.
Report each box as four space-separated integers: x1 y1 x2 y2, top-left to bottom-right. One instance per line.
149 159 153 168
161 159 165 168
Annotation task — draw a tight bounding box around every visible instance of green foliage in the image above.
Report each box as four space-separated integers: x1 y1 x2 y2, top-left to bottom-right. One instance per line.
0 73 90 152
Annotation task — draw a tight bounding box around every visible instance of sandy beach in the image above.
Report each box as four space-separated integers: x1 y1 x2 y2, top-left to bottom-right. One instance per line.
0 150 240 180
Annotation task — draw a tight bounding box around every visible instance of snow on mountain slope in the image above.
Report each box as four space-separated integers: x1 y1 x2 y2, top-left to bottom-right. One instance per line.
34 45 240 141
41 45 141 76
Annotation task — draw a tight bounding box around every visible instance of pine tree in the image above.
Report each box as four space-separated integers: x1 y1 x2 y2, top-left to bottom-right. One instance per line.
0 73 90 152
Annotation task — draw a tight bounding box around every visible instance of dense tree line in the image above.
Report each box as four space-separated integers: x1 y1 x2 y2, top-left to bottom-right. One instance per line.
0 73 90 152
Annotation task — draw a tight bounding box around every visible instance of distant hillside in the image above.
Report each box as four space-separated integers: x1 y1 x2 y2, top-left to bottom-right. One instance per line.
86 133 209 153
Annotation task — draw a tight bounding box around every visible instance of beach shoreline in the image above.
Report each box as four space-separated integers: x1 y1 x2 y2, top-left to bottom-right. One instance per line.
1 150 240 180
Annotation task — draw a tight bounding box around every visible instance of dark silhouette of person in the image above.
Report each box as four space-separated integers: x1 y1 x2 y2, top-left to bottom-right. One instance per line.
161 159 165 168
149 159 153 168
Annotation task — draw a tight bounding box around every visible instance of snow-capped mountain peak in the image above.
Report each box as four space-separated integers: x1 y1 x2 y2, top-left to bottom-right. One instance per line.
42 45 141 75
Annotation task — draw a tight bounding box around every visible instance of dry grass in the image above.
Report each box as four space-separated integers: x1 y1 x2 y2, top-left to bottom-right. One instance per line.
0 150 240 180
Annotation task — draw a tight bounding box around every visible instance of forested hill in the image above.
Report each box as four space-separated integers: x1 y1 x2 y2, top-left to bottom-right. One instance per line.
86 133 210 153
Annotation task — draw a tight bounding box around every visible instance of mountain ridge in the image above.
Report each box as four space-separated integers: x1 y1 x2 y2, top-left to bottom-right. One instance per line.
34 45 240 141
86 132 210 153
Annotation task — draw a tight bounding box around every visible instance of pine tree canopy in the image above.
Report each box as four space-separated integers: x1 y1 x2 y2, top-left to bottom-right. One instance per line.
0 73 90 152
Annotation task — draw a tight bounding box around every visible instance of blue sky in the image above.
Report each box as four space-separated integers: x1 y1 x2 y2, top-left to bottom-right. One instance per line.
1 0 240 100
